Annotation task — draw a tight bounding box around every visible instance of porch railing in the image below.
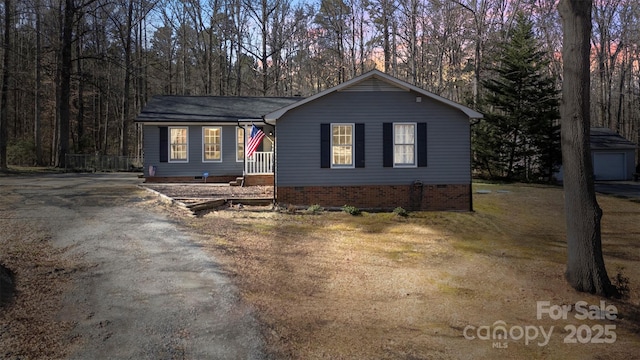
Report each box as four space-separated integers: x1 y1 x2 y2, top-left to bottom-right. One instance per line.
245 151 273 174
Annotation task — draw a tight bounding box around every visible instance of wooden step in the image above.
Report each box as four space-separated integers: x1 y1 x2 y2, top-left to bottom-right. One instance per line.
229 176 244 186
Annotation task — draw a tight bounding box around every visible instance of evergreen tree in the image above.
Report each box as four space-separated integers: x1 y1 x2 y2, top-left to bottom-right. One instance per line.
473 13 561 182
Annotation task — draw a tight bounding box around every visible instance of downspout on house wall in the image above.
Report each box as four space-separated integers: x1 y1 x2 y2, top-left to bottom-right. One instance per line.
264 116 277 206
469 126 474 212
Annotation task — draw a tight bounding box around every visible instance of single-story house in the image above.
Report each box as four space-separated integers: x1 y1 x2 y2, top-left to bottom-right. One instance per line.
590 127 637 181
135 70 483 211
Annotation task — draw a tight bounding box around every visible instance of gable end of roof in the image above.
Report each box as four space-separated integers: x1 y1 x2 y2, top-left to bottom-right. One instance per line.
264 70 483 122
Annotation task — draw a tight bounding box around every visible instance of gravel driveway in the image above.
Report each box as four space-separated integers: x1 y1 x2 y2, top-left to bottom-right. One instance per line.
1 173 264 359
595 181 640 199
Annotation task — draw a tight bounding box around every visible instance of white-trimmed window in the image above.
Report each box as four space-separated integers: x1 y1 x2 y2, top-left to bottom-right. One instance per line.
331 123 354 168
394 123 416 167
169 127 188 162
202 127 222 162
236 127 245 161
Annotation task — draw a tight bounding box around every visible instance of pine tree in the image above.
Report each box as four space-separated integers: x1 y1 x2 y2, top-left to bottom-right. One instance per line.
473 13 561 182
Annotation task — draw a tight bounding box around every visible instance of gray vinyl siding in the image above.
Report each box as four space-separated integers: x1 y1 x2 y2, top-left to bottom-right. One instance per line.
143 125 244 177
275 91 471 186
341 77 406 92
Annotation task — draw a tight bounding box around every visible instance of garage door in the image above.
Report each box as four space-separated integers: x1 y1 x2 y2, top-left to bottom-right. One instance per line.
593 152 626 180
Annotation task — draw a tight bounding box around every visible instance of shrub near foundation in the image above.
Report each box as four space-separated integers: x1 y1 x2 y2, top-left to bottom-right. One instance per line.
306 204 324 214
393 207 409 217
342 205 361 216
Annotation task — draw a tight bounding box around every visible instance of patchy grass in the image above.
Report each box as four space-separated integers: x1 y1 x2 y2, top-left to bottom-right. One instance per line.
0 166 64 176
180 183 640 359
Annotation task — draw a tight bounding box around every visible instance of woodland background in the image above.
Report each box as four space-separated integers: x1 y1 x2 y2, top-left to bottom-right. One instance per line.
0 0 638 170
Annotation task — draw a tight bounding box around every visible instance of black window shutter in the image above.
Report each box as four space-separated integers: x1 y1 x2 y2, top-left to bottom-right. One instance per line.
320 123 330 168
355 123 365 168
383 123 393 167
417 122 427 167
159 126 168 163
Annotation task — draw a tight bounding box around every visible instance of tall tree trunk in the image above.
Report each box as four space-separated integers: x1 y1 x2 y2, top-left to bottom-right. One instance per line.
234 0 242 96
75 15 85 152
57 0 74 168
261 0 269 95
34 0 43 165
408 0 418 84
382 0 390 73
558 0 615 296
103 85 109 152
207 16 213 94
0 0 10 171
121 0 133 156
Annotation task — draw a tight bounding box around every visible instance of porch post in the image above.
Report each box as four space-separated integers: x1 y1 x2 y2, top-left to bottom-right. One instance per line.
239 123 246 177
272 124 277 205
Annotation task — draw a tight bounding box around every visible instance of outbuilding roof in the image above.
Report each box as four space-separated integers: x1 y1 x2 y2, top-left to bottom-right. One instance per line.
590 127 637 150
135 96 302 123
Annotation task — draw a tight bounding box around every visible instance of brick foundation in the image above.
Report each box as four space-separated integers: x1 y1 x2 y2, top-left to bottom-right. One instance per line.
277 184 471 211
144 175 239 184
244 175 274 186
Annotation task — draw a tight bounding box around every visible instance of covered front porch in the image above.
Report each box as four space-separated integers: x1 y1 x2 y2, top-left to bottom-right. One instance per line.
239 120 275 187
239 151 274 186
244 151 274 175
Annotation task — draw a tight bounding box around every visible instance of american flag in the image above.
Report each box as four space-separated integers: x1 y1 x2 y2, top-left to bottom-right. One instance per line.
246 125 265 158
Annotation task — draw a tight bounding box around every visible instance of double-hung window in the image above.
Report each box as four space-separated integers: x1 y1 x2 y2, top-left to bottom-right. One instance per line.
236 127 245 161
383 122 426 168
202 127 222 162
169 127 188 162
331 124 354 168
394 123 416 167
321 123 364 169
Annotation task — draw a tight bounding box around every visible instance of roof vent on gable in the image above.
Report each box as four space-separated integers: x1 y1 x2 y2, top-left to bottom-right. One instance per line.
416 96 422 103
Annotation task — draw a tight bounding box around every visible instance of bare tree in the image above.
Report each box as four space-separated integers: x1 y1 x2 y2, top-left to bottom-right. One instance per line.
592 0 623 129
367 0 397 73
530 0 563 80
230 0 249 95
0 0 10 171
244 0 277 95
314 0 351 85
397 0 420 84
75 9 86 152
34 0 43 165
121 0 134 156
558 0 616 296
56 0 75 168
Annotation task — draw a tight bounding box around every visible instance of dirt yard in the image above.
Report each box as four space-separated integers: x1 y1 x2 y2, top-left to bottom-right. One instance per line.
0 194 80 359
176 183 640 359
2 175 639 359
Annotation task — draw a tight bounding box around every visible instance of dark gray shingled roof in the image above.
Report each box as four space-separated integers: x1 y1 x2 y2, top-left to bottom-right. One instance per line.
590 127 637 150
135 95 303 123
